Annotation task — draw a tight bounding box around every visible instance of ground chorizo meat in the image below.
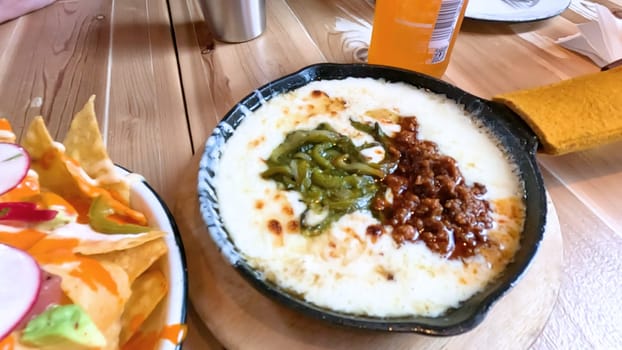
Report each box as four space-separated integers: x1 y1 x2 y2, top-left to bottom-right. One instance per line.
370 117 493 259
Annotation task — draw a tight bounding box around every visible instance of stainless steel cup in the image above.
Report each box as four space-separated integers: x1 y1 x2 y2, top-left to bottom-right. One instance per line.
203 0 266 43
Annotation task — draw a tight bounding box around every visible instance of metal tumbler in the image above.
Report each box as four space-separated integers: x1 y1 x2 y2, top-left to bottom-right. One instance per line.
203 0 266 43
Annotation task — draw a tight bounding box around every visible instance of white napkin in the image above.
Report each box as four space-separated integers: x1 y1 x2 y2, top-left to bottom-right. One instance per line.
556 3 622 68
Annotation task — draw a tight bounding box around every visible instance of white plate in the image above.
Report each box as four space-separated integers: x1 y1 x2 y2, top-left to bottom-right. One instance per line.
465 0 571 22
117 166 188 349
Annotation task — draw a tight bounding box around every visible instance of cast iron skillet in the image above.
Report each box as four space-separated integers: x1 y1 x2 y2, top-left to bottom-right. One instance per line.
197 63 547 336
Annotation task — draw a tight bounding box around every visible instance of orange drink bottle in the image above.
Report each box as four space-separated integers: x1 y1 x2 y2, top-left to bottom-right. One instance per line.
368 0 469 78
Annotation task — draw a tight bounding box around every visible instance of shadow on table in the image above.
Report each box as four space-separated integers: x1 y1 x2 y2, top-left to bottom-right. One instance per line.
461 17 553 35
538 139 622 187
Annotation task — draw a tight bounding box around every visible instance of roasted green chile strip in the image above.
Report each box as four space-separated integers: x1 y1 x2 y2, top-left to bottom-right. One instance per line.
261 122 395 236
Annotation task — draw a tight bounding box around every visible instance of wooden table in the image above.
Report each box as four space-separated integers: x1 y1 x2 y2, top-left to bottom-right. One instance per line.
1 0 621 349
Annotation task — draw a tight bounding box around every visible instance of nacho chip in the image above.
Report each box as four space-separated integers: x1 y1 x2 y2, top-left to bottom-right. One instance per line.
90 238 168 283
22 118 96 210
21 115 145 225
63 96 130 203
119 269 168 345
42 260 131 350
21 116 55 160
68 230 165 255
25 144 94 214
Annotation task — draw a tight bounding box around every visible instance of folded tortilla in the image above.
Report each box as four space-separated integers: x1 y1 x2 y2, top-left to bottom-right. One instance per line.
493 66 622 155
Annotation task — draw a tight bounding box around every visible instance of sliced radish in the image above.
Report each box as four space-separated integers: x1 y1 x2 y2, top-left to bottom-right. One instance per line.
0 202 58 222
17 271 62 330
0 142 31 196
0 243 42 339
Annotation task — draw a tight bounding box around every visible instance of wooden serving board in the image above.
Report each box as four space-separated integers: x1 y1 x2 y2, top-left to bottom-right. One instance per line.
174 153 563 350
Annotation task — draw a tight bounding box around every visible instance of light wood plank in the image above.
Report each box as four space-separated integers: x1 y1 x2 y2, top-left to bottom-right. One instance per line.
0 0 191 206
285 0 374 64
107 0 191 205
169 0 326 150
448 14 598 98
0 0 110 140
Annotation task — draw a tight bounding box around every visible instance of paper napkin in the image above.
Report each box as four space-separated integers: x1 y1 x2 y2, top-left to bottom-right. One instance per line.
556 3 622 68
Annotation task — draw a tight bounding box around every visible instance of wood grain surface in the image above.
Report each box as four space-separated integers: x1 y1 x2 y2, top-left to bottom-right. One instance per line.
0 0 191 206
173 153 563 350
2 0 622 348
169 0 326 150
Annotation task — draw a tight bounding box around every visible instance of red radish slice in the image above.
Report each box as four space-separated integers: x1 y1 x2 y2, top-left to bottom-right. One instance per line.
17 271 62 330
0 142 31 196
0 202 58 222
0 243 42 339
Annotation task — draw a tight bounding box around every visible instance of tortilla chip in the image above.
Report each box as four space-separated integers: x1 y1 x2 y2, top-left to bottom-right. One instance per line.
69 230 165 255
21 117 96 204
28 145 88 203
21 116 55 160
63 95 130 203
119 269 168 345
42 260 131 350
89 238 168 282
23 137 139 223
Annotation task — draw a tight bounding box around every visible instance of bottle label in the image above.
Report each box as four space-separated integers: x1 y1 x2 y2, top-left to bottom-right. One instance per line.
428 0 464 64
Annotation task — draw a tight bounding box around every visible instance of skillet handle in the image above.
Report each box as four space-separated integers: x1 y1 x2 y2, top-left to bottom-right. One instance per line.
484 100 540 155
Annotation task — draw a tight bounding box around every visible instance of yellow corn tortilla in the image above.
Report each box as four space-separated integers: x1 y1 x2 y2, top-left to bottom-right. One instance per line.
67 230 166 256
21 116 54 160
89 237 168 282
119 269 168 345
493 66 622 155
63 96 131 203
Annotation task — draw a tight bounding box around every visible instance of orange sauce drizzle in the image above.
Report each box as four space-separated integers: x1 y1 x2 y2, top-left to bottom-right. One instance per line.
0 229 46 250
107 213 143 226
69 258 119 295
128 314 146 335
121 324 187 350
160 324 188 344
27 237 119 296
27 236 79 257
0 173 40 202
0 333 15 350
39 192 77 216
38 149 58 170
0 118 12 132
68 196 94 224
101 195 147 226
121 331 160 350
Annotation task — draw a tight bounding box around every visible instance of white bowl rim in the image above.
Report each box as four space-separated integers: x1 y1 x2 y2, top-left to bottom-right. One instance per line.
116 165 188 349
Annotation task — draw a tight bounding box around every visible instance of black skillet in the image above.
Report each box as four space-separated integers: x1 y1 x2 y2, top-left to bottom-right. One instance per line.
197 63 547 336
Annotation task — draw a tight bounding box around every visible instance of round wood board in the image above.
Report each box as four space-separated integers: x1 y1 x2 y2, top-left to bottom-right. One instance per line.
174 154 563 350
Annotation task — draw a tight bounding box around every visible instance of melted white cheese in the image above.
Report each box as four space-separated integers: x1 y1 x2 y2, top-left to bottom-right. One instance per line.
215 78 525 317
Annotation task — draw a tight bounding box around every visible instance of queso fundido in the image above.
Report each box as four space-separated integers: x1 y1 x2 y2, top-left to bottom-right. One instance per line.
215 77 526 318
